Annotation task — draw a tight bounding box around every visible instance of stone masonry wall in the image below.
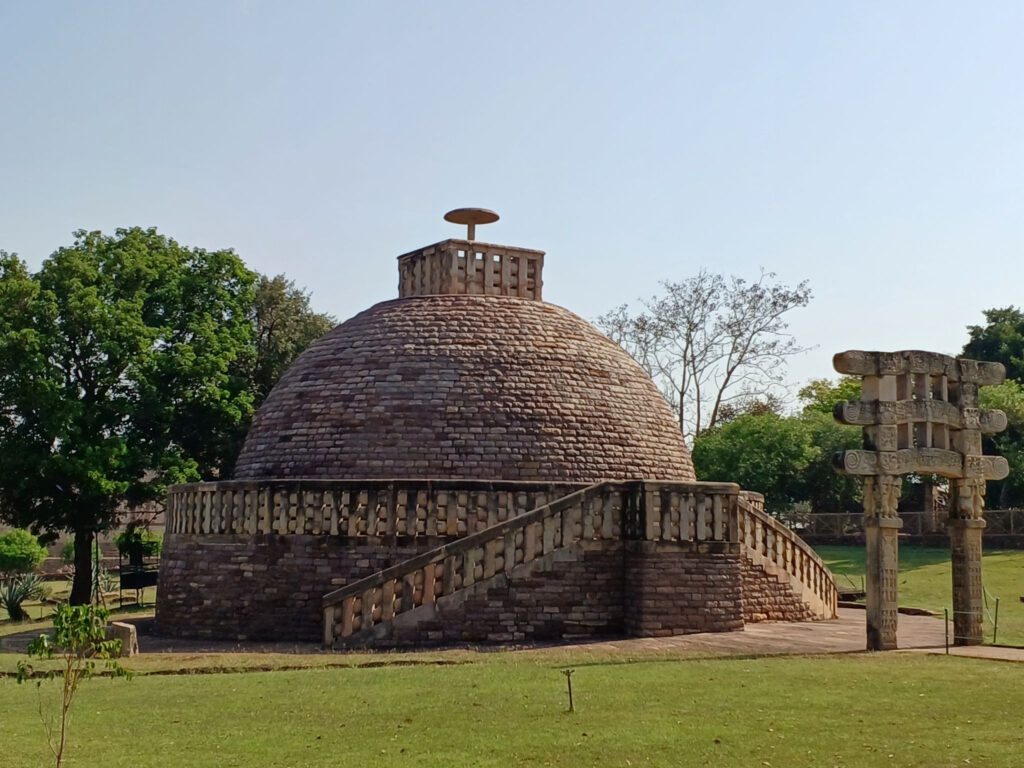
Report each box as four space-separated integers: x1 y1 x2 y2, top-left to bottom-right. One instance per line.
741 557 818 623
362 540 746 648
379 540 626 647
623 541 744 637
160 533 814 645
157 533 443 641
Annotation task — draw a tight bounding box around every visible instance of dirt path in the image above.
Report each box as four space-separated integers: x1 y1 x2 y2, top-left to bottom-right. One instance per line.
2 608 961 659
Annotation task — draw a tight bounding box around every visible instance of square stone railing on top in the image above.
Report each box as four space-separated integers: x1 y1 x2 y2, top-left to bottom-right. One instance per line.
397 239 545 300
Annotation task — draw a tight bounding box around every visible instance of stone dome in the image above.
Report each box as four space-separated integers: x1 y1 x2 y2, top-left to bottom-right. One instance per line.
233 294 696 482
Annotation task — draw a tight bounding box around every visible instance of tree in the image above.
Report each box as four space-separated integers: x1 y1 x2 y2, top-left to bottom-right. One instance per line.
714 393 786 424
797 376 862 416
597 270 811 441
690 378 864 516
246 274 336 407
17 603 129 768
0 229 257 604
197 274 335 476
794 378 864 513
964 307 1024 381
979 380 1024 508
794 410 863 514
963 310 1024 507
692 412 816 514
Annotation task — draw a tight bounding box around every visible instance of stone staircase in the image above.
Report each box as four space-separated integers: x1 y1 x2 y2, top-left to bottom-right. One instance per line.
321 481 837 649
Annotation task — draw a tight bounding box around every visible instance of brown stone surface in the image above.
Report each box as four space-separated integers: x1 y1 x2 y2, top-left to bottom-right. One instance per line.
388 541 628 646
346 541 747 648
156 533 441 641
233 295 695 483
159 532 787 645
741 558 818 623
624 542 743 636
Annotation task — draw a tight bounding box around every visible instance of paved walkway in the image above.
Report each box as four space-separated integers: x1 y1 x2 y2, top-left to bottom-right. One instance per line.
4 608 1022 662
555 608 948 657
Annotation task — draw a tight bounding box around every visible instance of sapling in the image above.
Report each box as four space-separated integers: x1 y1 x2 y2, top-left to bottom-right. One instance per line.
16 603 131 768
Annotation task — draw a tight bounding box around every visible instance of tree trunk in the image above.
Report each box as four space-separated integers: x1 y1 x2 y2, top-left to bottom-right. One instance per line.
69 527 94 605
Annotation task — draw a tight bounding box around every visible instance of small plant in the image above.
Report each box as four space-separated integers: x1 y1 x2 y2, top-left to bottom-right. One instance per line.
16 603 131 768
0 573 50 621
59 538 75 566
0 528 48 576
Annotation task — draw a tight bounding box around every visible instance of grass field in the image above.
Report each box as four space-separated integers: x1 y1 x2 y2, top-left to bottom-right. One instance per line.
815 545 1024 645
3 651 1024 767
1 549 1023 765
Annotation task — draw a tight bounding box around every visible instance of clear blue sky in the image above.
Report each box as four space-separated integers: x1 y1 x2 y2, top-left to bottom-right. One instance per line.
2 2 1022 395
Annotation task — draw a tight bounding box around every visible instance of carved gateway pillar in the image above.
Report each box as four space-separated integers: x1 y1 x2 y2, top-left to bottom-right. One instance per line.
833 351 1008 650
862 475 902 649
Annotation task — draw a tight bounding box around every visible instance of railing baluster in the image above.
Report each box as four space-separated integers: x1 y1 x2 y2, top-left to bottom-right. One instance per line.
422 564 436 605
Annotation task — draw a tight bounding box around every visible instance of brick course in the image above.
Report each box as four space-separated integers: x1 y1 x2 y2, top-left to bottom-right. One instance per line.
156 533 441 641
233 296 695 483
741 557 819 623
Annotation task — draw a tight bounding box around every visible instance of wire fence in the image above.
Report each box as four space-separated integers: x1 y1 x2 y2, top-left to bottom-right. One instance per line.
944 589 1001 651
783 509 1024 540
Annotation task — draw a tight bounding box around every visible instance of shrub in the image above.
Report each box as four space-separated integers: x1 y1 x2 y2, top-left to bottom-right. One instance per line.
114 527 162 560
0 529 48 576
0 573 49 621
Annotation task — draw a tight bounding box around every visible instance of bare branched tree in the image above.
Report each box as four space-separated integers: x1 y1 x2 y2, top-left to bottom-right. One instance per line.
597 270 811 442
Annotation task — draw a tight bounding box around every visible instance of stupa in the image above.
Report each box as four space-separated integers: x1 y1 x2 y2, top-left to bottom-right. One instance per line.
157 211 835 646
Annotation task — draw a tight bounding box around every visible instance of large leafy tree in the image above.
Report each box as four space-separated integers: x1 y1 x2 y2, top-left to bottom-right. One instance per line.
962 309 1024 507
692 412 816 514
212 274 335 475
0 229 257 603
246 274 335 408
979 380 1024 508
792 377 864 513
964 307 1024 381
691 378 864 515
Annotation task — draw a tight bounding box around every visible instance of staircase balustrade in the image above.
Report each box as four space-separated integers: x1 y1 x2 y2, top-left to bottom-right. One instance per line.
321 481 744 647
737 491 837 619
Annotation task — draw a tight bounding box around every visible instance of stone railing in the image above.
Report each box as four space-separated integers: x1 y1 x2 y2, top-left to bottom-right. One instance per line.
321 481 741 647
397 239 545 300
165 479 585 538
737 492 837 619
636 483 739 542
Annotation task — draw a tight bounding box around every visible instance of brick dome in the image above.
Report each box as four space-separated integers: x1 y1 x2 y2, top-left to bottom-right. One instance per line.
233 295 696 482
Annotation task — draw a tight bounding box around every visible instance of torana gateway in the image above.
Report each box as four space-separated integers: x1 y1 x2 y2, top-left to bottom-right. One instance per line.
156 211 836 647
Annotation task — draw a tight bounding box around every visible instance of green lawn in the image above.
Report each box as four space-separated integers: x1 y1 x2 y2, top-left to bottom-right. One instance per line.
816 545 1024 645
0 584 156 639
3 652 1023 767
